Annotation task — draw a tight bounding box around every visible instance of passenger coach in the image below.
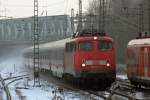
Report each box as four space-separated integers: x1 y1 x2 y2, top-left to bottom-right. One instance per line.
127 33 150 87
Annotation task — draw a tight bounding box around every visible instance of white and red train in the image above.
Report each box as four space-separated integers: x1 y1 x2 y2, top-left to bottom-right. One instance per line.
127 34 150 87
24 32 116 87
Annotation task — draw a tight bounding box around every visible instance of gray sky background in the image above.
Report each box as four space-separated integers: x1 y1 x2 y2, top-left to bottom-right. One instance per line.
0 0 90 18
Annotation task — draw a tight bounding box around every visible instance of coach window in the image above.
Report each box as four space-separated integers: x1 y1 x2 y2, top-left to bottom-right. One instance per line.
79 41 92 51
98 40 112 51
127 49 138 64
65 42 76 52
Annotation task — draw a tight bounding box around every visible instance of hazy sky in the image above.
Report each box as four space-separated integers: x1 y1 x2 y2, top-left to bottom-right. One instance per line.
0 0 90 18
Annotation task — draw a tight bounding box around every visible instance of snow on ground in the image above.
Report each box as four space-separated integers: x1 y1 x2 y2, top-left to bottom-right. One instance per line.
0 56 102 100
19 81 82 100
1 57 150 100
0 57 26 78
0 82 7 100
8 77 102 100
116 75 128 80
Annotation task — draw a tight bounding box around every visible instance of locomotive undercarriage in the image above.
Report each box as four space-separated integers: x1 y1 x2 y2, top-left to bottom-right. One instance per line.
130 77 150 87
62 70 116 89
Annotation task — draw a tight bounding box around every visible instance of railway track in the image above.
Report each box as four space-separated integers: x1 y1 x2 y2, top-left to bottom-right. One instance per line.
0 73 29 100
53 80 136 100
15 89 27 100
0 74 11 100
54 77 150 100
109 78 150 100
0 85 4 100
7 74 29 100
116 78 133 88
30 70 150 100
40 71 106 99
40 71 135 100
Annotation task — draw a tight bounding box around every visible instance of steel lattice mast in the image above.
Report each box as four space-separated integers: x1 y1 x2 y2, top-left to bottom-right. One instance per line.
99 0 105 33
78 0 82 32
71 8 75 33
33 0 40 86
138 3 144 33
102 0 105 32
99 0 102 32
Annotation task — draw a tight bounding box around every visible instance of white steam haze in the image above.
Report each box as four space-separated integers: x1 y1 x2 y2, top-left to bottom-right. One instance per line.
0 45 28 78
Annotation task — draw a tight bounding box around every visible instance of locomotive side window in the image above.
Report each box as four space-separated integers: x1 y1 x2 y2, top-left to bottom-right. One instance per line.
79 41 92 51
98 40 112 51
65 42 76 52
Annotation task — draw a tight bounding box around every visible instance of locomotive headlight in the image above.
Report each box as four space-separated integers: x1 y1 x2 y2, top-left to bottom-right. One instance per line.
106 63 110 67
82 63 86 67
94 36 98 40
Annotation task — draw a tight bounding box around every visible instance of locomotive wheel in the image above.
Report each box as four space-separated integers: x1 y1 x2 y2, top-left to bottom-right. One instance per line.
62 74 74 84
106 79 113 88
80 79 88 89
98 79 107 90
74 78 81 87
69 75 74 84
130 80 138 87
62 74 67 81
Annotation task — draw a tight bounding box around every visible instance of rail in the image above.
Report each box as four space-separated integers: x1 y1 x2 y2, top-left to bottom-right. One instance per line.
41 71 150 100
0 74 11 100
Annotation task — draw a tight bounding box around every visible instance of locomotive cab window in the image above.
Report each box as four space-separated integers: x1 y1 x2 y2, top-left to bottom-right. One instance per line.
65 42 76 52
98 40 112 51
79 41 92 51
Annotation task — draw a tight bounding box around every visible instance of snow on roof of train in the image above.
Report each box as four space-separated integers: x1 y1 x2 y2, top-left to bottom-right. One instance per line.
24 35 114 54
128 38 150 46
24 38 71 53
40 38 70 50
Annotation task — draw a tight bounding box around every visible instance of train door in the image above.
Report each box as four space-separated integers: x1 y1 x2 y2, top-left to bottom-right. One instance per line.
64 42 76 75
148 47 150 77
126 47 138 78
144 47 148 78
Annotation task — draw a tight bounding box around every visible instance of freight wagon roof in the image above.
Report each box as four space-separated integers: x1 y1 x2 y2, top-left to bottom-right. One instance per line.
128 38 150 46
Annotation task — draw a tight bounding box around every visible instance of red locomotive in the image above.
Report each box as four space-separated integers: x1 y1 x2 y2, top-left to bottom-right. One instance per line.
127 33 150 87
24 31 116 87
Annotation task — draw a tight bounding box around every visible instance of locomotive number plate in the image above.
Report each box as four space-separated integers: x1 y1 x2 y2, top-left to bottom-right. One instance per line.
85 60 93 65
99 60 107 65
